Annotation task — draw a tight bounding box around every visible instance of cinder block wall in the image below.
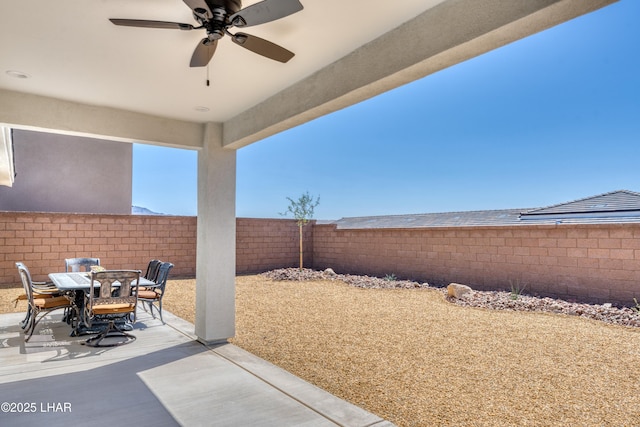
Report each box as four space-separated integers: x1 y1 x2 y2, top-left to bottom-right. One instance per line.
2 212 639 305
0 212 197 285
236 218 314 274
0 213 308 286
312 223 640 305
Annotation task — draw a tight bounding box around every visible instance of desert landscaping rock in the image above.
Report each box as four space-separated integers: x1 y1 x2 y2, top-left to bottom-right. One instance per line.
446 283 473 299
324 267 337 276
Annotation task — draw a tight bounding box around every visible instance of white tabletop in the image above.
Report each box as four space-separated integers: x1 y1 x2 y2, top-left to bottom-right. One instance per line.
49 272 154 291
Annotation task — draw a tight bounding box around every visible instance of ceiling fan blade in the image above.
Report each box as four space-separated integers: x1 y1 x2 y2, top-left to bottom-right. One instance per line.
182 0 212 20
232 32 294 63
110 19 194 30
230 0 303 28
190 38 218 67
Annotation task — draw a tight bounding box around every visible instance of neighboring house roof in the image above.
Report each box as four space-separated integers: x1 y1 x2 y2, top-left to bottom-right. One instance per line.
520 189 640 218
331 209 527 229
330 190 640 230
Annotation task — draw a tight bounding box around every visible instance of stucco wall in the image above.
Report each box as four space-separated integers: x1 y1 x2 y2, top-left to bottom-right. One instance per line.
0 129 132 214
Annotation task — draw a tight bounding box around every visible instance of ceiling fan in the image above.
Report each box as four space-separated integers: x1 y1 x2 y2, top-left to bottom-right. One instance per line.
110 0 303 67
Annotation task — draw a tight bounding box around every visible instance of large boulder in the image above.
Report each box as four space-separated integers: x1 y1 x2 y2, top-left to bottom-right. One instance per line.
447 283 473 299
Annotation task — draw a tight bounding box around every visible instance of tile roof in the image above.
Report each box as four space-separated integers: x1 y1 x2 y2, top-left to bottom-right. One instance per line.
521 189 640 216
328 190 640 230
331 209 526 229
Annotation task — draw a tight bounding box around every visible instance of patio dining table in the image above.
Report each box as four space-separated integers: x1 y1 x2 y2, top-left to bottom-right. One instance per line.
48 272 155 336
49 271 155 291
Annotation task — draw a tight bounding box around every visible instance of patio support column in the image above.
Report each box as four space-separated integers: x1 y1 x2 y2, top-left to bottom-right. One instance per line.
195 122 236 344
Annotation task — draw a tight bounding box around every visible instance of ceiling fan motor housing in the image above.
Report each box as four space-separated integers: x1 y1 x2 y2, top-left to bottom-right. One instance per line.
205 7 228 40
206 0 242 14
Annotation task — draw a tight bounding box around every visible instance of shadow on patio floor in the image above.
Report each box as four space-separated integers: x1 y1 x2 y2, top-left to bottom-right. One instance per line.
0 310 394 427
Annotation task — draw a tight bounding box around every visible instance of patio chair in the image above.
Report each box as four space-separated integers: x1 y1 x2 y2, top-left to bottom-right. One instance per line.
83 270 140 347
137 262 173 323
15 262 75 342
13 267 61 329
65 257 101 272
144 259 163 283
64 257 101 323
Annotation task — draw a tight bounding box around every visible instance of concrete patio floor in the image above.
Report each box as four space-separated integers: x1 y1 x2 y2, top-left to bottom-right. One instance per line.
0 309 394 426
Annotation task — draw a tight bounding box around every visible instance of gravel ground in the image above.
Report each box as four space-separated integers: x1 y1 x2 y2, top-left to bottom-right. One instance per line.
3 270 640 426
263 268 640 328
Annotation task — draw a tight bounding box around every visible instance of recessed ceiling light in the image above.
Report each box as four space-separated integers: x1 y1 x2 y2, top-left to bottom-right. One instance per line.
6 70 30 79
194 106 210 112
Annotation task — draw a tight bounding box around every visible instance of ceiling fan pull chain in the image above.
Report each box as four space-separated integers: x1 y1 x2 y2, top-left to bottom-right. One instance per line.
206 63 210 86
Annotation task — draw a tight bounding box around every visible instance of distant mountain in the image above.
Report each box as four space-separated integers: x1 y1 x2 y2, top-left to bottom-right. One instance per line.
132 206 165 215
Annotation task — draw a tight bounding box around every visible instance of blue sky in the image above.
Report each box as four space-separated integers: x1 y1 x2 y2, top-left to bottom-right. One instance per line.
133 0 639 219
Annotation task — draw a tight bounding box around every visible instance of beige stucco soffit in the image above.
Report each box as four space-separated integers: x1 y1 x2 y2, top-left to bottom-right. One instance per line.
0 89 206 149
222 0 616 149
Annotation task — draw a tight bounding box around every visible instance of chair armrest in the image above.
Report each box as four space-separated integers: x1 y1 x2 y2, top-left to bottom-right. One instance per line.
133 282 162 292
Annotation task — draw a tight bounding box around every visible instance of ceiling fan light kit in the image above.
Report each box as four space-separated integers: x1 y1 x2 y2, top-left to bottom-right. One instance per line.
110 0 303 67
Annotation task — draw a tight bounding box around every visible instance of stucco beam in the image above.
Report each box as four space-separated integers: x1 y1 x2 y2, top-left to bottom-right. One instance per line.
222 0 616 149
0 89 206 149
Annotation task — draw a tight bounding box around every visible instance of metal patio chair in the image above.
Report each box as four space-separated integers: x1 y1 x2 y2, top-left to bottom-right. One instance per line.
65 257 101 272
64 257 101 323
16 262 75 342
144 259 163 283
137 262 173 323
83 270 140 347
13 267 62 330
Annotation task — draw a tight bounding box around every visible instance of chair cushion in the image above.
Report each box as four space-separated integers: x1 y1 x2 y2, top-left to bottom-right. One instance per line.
136 290 160 299
34 292 57 298
34 295 71 308
92 303 136 315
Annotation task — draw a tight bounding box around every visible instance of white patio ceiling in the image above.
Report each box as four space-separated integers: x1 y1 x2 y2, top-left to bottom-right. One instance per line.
0 0 617 151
